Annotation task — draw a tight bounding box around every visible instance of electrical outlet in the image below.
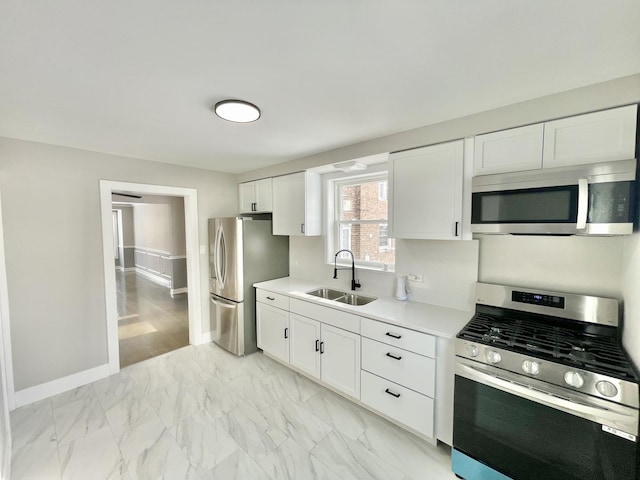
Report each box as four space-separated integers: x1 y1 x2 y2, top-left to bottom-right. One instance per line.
407 274 423 282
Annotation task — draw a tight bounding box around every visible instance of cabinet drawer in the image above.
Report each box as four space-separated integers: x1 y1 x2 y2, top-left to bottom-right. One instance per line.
361 318 435 357
361 370 434 439
361 337 435 397
256 289 290 311
290 298 359 334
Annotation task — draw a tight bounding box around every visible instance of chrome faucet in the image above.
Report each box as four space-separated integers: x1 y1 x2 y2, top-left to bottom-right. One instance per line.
333 249 361 291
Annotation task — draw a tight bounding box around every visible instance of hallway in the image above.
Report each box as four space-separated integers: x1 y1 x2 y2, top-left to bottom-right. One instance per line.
117 270 188 367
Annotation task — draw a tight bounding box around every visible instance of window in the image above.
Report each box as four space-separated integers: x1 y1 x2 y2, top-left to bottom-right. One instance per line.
378 224 391 250
378 181 388 201
332 173 395 271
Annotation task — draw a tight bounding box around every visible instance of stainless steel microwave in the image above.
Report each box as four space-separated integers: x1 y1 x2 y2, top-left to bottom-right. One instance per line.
471 159 637 235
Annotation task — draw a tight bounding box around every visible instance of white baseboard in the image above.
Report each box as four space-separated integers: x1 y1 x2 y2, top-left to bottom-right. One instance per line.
115 266 136 272
135 267 171 287
13 363 110 409
200 331 213 344
170 287 187 296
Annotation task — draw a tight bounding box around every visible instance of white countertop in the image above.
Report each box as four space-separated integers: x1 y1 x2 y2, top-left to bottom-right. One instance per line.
254 276 473 339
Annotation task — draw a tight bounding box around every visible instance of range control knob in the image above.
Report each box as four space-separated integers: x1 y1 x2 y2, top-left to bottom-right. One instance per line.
465 344 479 358
521 360 540 375
564 371 585 389
486 350 502 364
596 381 618 398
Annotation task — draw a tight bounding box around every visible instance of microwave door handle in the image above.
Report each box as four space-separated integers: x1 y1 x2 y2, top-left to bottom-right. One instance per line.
576 178 589 230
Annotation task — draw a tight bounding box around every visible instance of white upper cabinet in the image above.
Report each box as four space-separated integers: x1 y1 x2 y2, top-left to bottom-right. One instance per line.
473 124 544 175
389 140 464 240
238 178 273 213
473 105 638 176
272 171 322 236
543 105 638 168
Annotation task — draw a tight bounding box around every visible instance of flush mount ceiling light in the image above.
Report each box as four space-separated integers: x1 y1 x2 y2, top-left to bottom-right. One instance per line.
332 160 367 173
214 99 261 123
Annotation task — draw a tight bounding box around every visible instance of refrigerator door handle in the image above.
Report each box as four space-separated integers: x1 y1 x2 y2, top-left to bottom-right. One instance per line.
210 295 236 308
214 224 227 290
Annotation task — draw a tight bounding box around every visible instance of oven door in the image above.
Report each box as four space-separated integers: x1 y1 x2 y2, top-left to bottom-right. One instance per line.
453 358 639 480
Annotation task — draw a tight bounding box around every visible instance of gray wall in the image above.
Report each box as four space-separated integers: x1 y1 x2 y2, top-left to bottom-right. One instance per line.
622 234 640 368
133 203 172 253
0 137 237 391
131 196 185 256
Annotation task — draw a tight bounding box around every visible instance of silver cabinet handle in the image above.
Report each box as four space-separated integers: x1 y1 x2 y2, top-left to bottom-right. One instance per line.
577 178 589 230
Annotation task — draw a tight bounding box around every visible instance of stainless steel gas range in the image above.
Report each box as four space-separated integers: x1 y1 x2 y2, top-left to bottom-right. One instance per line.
452 282 639 480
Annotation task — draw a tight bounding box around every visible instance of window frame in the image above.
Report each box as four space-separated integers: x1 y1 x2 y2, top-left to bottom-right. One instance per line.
324 165 395 273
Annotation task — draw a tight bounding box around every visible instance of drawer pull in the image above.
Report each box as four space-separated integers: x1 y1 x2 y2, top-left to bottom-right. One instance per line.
385 388 401 398
385 332 402 339
386 352 402 361
266 296 275 301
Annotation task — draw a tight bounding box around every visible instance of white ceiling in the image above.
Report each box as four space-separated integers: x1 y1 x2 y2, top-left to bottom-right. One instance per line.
1 1 639 174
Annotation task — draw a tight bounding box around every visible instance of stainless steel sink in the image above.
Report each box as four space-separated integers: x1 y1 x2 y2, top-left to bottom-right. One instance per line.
335 293 377 306
305 288 376 306
306 288 347 300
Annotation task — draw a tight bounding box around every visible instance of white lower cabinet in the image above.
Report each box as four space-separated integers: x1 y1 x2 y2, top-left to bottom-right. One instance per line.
361 337 435 397
320 324 361 399
289 314 321 377
256 289 443 443
361 370 434 438
256 300 290 364
360 317 437 440
289 312 361 399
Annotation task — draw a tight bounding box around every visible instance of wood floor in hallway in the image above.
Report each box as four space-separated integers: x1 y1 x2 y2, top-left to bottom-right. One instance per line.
116 269 188 367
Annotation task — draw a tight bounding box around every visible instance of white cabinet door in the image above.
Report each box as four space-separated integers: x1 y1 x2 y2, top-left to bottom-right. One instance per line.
238 182 256 213
254 178 273 212
389 140 464 240
361 371 434 438
272 171 322 236
256 302 289 364
289 314 321 379
320 324 361 399
238 178 273 213
473 124 544 175
543 105 638 168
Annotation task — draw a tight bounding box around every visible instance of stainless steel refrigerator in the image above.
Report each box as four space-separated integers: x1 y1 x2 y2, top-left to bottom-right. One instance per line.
208 216 289 355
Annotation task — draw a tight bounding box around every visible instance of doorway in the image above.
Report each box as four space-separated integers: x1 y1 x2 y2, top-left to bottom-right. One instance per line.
99 181 202 374
112 195 189 367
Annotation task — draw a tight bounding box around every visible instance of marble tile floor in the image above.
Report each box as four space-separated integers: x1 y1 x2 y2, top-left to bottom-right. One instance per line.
10 343 458 480
116 270 189 368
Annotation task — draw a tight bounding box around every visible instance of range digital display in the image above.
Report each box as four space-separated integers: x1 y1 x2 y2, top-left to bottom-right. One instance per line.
512 290 565 309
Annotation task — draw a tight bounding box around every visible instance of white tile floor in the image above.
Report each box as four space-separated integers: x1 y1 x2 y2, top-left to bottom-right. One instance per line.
10 343 458 480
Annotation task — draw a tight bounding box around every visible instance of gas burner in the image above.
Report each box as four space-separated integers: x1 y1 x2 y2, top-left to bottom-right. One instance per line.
569 346 597 363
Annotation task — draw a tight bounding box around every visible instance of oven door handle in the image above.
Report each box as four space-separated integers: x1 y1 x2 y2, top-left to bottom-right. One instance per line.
456 359 638 437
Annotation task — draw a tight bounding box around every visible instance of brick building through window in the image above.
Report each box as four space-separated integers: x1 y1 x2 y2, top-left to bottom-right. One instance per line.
335 176 395 269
